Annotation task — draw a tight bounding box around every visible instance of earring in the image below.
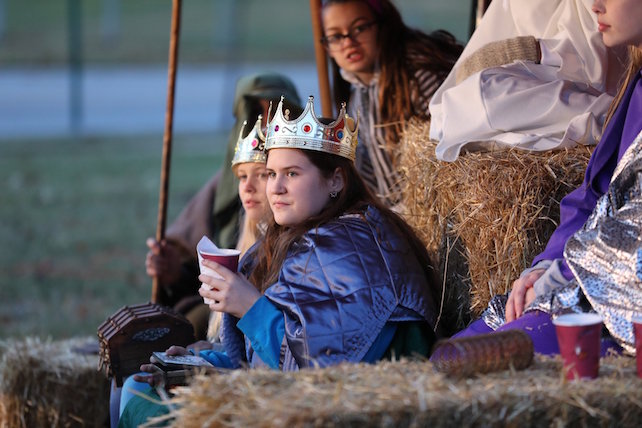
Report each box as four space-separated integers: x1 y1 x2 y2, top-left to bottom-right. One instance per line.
329 191 338 198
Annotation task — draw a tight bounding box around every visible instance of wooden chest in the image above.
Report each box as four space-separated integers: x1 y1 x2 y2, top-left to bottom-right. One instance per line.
97 302 195 386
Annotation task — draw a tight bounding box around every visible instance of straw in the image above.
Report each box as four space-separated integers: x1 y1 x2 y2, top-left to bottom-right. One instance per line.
397 119 591 332
0 336 110 427
165 355 641 427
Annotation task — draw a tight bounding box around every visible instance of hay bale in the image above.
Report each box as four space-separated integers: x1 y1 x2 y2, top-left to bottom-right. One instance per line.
163 356 641 427
398 119 591 331
0 336 110 428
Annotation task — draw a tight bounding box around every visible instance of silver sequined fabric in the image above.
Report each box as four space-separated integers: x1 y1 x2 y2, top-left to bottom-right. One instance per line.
528 130 642 354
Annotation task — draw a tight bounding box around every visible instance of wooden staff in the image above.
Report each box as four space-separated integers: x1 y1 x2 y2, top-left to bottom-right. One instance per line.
470 0 492 35
309 0 333 117
476 0 492 25
152 0 182 303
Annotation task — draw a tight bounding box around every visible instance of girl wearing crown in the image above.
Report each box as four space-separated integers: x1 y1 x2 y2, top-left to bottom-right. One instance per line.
445 0 642 358
143 73 301 342
199 96 442 371
115 118 272 427
118 97 442 426
320 0 462 206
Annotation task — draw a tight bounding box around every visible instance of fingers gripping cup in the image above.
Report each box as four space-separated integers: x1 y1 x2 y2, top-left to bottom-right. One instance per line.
196 236 240 305
632 315 642 379
553 313 603 380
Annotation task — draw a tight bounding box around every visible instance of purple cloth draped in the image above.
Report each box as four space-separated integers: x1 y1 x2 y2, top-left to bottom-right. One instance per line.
451 311 622 356
533 70 642 280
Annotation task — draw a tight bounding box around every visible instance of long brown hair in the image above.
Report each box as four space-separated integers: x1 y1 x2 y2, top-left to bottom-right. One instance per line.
323 0 462 147
248 148 439 305
603 46 642 128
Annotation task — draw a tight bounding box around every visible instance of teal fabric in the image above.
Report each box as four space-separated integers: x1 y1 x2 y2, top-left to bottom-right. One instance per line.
383 321 436 360
118 387 171 428
119 374 153 416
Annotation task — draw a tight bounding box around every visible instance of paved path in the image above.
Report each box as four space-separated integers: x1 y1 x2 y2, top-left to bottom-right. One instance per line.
0 62 319 139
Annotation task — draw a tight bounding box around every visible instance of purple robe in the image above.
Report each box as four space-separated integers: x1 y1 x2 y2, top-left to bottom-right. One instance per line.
533 70 642 279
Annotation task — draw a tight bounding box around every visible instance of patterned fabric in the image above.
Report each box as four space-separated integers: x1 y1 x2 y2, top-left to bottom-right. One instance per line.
342 50 443 206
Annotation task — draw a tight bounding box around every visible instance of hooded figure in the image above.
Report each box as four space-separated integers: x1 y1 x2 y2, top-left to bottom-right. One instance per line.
167 73 302 252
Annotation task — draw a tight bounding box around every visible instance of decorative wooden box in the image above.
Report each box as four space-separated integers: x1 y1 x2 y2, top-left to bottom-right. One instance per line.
97 302 195 386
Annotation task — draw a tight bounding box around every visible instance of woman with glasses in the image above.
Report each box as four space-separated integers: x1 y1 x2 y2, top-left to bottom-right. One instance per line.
321 0 462 207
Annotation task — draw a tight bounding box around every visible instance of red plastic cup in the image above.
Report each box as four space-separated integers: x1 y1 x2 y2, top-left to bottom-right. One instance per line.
633 315 642 379
198 249 241 305
553 313 603 380
200 249 240 274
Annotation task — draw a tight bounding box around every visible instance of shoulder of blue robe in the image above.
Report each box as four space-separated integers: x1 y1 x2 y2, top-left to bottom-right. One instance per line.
263 205 437 368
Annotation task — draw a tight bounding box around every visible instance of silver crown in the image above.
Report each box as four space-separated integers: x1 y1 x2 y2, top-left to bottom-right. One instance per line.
265 96 358 161
231 116 267 166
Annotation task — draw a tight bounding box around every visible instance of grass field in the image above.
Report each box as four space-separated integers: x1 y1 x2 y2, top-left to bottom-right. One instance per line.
0 133 227 339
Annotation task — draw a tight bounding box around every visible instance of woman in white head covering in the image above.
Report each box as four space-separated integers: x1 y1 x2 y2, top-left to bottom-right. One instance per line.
429 0 627 161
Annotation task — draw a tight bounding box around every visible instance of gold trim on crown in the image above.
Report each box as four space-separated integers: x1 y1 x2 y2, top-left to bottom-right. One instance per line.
265 96 358 161
231 116 267 166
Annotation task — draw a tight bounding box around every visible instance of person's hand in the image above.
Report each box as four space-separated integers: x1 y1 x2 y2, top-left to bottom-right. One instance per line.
164 341 213 356
132 363 166 387
187 340 214 354
505 269 545 322
145 238 182 287
163 345 189 356
198 259 260 318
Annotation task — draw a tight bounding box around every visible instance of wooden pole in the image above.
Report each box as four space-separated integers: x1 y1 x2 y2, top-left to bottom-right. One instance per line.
309 0 332 117
476 0 492 26
470 0 492 36
152 0 182 303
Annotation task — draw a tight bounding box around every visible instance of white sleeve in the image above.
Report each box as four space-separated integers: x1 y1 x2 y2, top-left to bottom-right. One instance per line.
532 259 573 297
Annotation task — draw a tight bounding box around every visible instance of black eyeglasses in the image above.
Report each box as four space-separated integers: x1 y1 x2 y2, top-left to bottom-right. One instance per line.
321 21 377 51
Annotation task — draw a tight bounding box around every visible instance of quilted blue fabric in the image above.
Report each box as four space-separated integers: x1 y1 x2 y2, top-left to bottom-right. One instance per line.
223 205 437 370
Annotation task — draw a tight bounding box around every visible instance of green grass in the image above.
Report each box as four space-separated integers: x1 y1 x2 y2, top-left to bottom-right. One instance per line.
0 0 473 339
0 133 227 339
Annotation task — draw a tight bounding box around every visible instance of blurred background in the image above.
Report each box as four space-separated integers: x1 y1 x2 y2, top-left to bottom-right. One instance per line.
0 0 472 339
